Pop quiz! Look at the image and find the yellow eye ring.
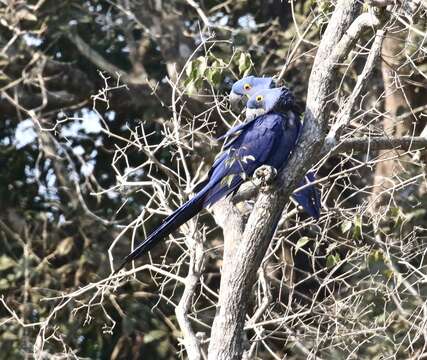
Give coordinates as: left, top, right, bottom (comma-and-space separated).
243, 83, 251, 91
256, 95, 263, 102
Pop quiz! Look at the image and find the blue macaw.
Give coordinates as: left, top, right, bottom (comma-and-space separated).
118, 87, 305, 269
229, 76, 321, 220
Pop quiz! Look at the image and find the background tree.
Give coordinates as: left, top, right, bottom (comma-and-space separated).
0, 0, 426, 359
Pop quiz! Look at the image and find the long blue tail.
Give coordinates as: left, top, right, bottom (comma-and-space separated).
292, 171, 321, 219
117, 169, 319, 271
117, 188, 208, 271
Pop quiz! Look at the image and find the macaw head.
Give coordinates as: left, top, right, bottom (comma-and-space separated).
245, 87, 296, 120
229, 76, 274, 110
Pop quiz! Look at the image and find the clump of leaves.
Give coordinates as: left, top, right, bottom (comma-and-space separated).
184, 51, 253, 94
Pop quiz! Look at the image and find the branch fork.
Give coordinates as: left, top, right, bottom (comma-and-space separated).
253, 165, 278, 191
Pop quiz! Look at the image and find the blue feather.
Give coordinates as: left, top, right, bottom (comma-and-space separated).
293, 171, 321, 220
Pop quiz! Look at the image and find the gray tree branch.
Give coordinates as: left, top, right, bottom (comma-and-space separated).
66, 31, 152, 86
326, 26, 383, 146
229, 134, 427, 204
331, 135, 427, 154
175, 221, 205, 360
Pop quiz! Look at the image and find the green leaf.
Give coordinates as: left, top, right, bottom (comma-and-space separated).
56, 237, 74, 257
186, 59, 201, 82
383, 269, 394, 280
238, 52, 251, 75
194, 78, 203, 91
196, 56, 208, 77
389, 207, 407, 229
186, 81, 197, 95
207, 68, 222, 86
369, 249, 384, 264
242, 67, 252, 77
144, 330, 166, 343
1, 331, 18, 340
0, 255, 15, 271
221, 174, 235, 188
326, 253, 341, 269
406, 208, 426, 221
185, 60, 194, 78
326, 242, 337, 254
0, 278, 10, 290
340, 220, 352, 234
295, 237, 311, 254
352, 214, 362, 239
185, 57, 208, 88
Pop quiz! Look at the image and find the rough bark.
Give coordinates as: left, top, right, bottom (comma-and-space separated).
212, 199, 246, 270
371, 25, 413, 205
175, 221, 205, 360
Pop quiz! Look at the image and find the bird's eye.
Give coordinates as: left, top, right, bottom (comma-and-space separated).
256, 95, 263, 102
243, 83, 251, 91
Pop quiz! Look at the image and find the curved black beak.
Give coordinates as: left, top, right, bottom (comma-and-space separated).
229, 91, 243, 112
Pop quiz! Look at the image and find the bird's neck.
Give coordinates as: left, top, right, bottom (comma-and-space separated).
273, 104, 302, 118
273, 93, 300, 116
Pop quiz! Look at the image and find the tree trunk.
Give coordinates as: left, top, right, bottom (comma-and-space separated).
371, 26, 412, 206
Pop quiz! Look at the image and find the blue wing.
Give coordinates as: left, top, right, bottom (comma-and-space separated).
216, 121, 250, 141
205, 112, 300, 206
292, 171, 321, 220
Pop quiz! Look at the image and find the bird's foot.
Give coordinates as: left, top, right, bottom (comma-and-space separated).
253, 165, 277, 191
